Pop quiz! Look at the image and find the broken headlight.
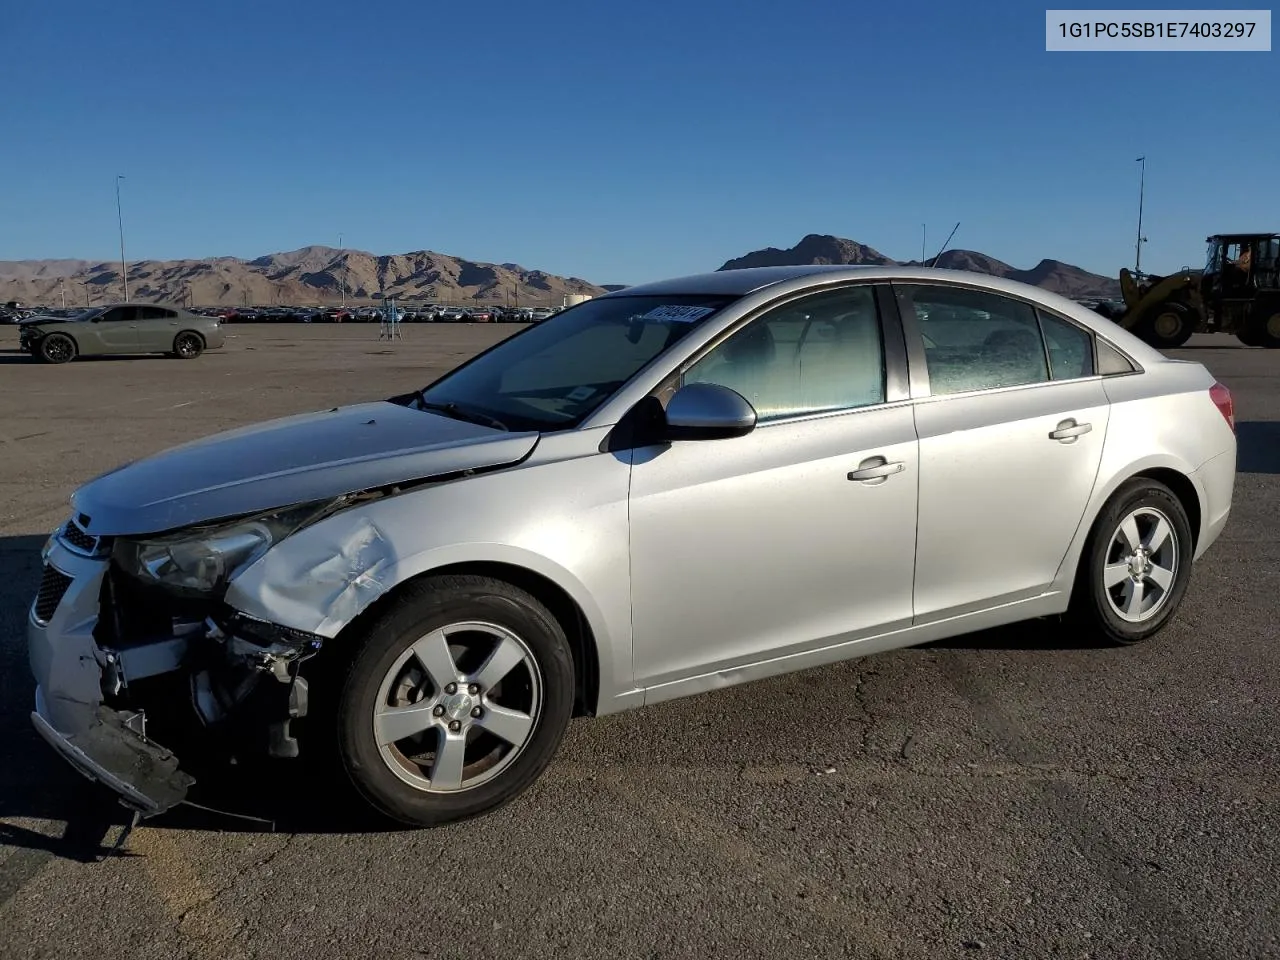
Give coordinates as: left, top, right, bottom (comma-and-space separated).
114, 499, 343, 596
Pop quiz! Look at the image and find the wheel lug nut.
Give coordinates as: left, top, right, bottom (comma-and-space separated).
471, 706, 483, 718
448, 720, 462, 732
432, 705, 445, 717
444, 683, 457, 695
468, 684, 479, 695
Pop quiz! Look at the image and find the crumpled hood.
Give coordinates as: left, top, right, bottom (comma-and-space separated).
72, 400, 539, 536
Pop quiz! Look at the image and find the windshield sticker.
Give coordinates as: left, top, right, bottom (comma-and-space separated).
640, 305, 716, 323
566, 385, 596, 402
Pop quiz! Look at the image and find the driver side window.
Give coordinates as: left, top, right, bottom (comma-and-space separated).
101, 307, 137, 323
897, 285, 1048, 395
682, 286, 886, 421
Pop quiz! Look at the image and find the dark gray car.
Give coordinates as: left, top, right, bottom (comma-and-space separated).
19, 303, 227, 363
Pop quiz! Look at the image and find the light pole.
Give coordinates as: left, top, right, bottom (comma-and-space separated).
1134, 156, 1148, 278
921, 224, 927, 264
115, 175, 129, 301
338, 233, 346, 308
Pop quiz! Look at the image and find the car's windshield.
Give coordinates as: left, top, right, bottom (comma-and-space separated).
414, 294, 735, 431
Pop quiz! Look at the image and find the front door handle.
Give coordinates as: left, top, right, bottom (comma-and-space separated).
1049, 419, 1092, 441
847, 456, 905, 482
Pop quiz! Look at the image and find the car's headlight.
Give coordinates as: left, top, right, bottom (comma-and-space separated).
113, 499, 344, 595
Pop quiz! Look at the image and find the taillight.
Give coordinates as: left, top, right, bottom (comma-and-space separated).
1209, 381, 1235, 432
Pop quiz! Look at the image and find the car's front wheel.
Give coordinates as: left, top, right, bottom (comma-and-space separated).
1069, 478, 1194, 645
333, 575, 575, 827
39, 333, 76, 364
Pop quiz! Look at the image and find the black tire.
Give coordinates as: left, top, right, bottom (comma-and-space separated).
1136, 302, 1195, 350
331, 574, 575, 827
39, 333, 76, 364
1068, 478, 1195, 645
1252, 311, 1280, 349
173, 331, 204, 359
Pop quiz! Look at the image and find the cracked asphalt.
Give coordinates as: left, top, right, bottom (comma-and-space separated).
0, 324, 1277, 960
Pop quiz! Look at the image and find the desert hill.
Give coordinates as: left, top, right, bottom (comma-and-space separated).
720, 234, 1121, 299
0, 246, 605, 307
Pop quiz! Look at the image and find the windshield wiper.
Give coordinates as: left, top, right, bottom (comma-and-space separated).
415, 394, 509, 431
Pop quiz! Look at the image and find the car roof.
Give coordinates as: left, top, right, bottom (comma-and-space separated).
597, 264, 1165, 364
96, 301, 188, 310
603, 265, 877, 297
602, 264, 1090, 308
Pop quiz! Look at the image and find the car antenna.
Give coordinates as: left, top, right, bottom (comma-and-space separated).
927, 222, 960, 267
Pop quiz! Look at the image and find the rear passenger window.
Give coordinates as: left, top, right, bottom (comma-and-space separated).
897, 285, 1048, 395
1037, 312, 1095, 379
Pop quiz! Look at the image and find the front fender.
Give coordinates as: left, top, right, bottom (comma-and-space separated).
222, 451, 635, 708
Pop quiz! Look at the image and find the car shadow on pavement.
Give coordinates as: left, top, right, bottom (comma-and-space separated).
1237, 421, 1280, 474
921, 618, 1108, 651
0, 532, 1112, 859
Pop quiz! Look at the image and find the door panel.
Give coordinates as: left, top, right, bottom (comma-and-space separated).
628, 404, 919, 687
136, 307, 179, 350
94, 307, 139, 352
912, 379, 1110, 620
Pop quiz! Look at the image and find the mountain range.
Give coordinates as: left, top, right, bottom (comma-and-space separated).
1, 235, 1121, 306
0, 247, 605, 308
719, 235, 1121, 299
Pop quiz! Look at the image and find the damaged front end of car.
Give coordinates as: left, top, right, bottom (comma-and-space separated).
28, 498, 352, 819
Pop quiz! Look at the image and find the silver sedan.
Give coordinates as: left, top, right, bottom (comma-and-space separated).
28, 265, 1237, 827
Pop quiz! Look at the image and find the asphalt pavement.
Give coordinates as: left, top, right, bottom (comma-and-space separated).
0, 325, 1277, 960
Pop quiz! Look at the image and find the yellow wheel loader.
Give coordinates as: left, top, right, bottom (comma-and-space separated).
1092, 233, 1280, 349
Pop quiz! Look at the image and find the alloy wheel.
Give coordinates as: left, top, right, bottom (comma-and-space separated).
371, 621, 542, 794
43, 337, 72, 363
1102, 506, 1179, 623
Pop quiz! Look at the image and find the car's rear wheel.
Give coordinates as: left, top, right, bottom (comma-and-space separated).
1069, 478, 1194, 645
173, 332, 204, 359
332, 575, 575, 827
39, 333, 76, 364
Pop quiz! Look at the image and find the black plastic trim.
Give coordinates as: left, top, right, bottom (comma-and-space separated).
888, 283, 932, 398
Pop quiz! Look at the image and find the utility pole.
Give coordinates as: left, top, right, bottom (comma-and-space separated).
339, 233, 346, 307
921, 224, 927, 264
1134, 156, 1148, 277
60, 279, 67, 309
115, 175, 129, 301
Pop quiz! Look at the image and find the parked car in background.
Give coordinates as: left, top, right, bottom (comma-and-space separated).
18, 303, 225, 363
437, 306, 467, 322
26, 265, 1235, 830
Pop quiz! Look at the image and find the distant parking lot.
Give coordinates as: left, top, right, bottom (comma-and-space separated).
1, 325, 1277, 960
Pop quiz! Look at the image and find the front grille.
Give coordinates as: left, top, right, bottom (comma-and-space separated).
58, 519, 113, 556
34, 564, 74, 623
61, 523, 97, 552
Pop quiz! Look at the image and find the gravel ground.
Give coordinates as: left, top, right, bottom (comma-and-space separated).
0, 324, 1276, 960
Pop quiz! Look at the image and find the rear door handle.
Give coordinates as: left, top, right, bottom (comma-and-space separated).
847, 457, 905, 482
1049, 419, 1092, 441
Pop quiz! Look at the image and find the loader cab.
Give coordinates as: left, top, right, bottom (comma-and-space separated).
1202, 233, 1280, 347
1203, 233, 1280, 299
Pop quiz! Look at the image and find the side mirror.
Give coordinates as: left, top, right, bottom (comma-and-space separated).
663, 382, 757, 441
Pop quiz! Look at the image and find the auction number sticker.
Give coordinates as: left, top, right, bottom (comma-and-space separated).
1046, 9, 1271, 50
641, 305, 717, 323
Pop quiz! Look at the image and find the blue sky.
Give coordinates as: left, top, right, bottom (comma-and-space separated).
1, 0, 1274, 284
